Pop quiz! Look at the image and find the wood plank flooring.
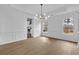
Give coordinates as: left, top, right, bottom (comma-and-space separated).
0, 37, 79, 55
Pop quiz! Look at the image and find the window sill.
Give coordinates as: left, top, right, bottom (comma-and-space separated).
62, 33, 74, 35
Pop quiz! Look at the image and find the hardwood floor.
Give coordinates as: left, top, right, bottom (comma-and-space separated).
0, 37, 79, 55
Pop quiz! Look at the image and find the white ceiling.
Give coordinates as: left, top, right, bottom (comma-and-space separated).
9, 4, 79, 16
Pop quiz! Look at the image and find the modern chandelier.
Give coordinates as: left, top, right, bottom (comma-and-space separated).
35, 4, 50, 20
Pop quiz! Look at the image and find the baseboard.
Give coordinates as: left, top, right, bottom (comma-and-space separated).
41, 35, 77, 43
0, 39, 26, 45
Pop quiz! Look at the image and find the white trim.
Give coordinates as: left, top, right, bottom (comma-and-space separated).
62, 33, 74, 36
0, 39, 26, 45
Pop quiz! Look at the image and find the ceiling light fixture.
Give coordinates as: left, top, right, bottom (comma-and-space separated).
35, 4, 50, 20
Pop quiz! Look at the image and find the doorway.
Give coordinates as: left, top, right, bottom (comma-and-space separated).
27, 18, 33, 38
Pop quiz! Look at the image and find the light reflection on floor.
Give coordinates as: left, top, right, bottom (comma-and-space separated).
39, 37, 50, 43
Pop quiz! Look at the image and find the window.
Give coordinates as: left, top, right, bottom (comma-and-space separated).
63, 17, 74, 34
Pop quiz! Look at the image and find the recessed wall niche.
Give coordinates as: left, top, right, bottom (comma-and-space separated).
63, 17, 74, 34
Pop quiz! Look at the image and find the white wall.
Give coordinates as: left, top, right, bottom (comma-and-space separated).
0, 5, 32, 45
42, 11, 79, 42
33, 17, 41, 37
